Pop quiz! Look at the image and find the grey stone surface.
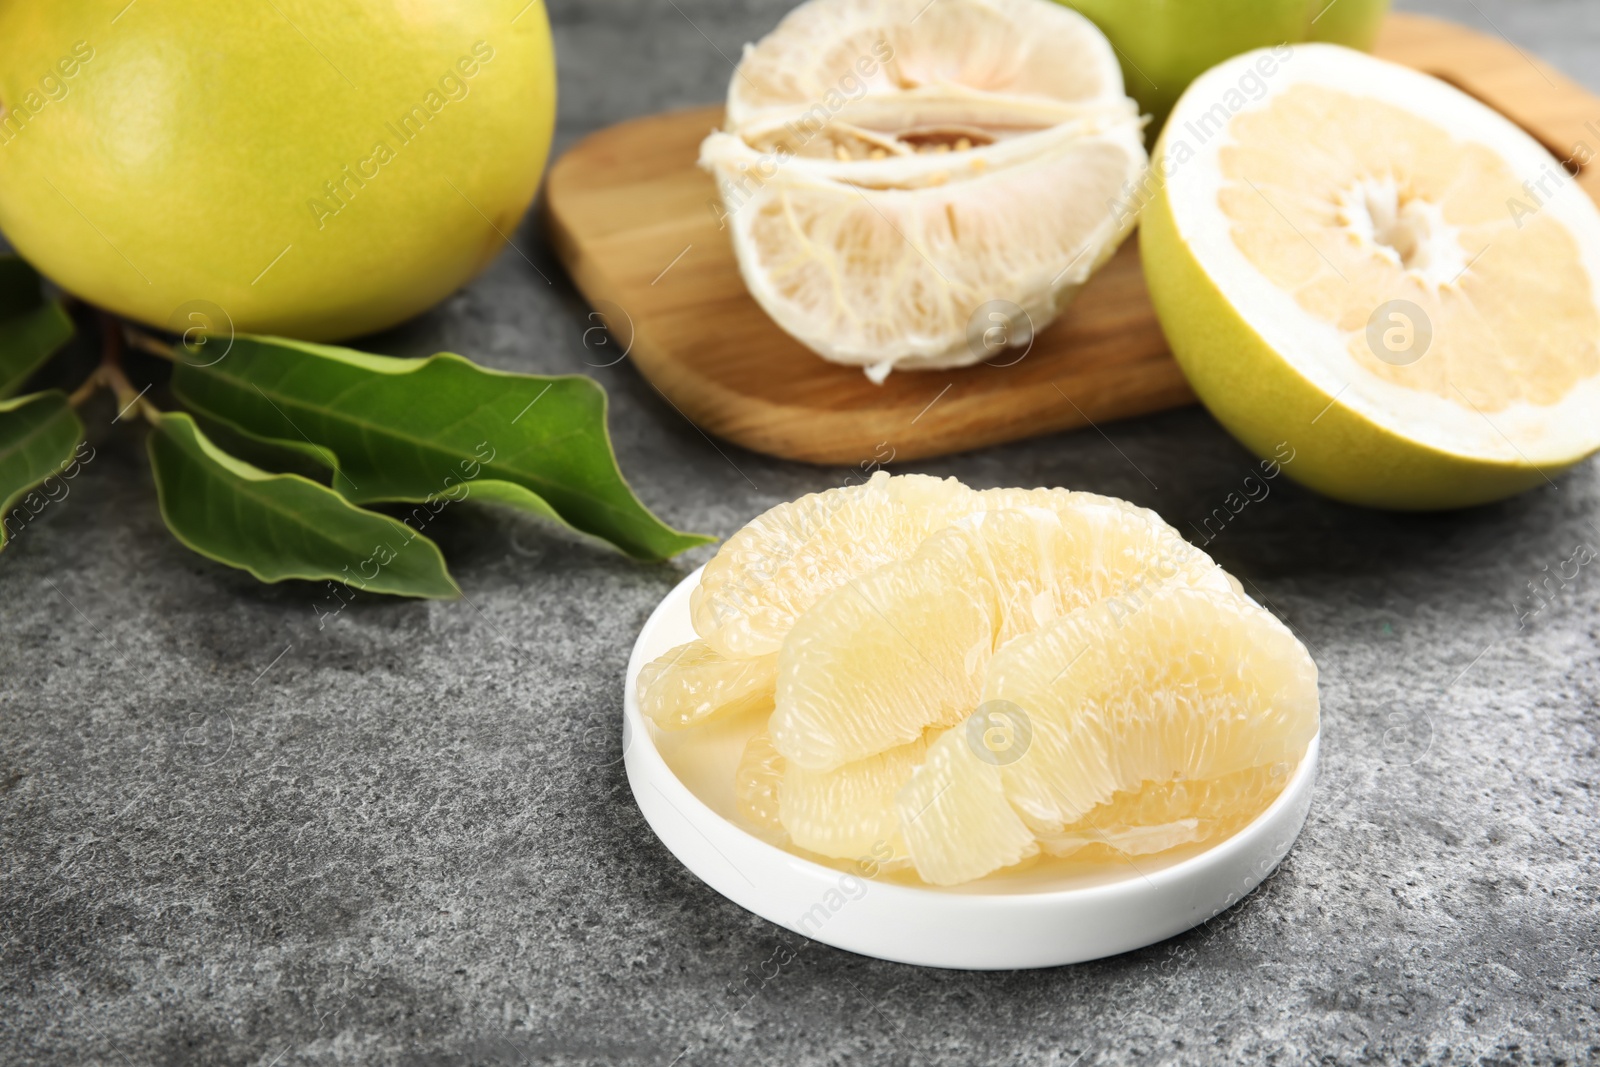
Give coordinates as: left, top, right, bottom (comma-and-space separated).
3, 0, 1599, 1064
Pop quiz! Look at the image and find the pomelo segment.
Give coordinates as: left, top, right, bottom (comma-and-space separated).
637, 641, 776, 730
780, 731, 938, 862
772, 529, 994, 770
1037, 764, 1291, 859
689, 471, 972, 659
983, 587, 1318, 835
897, 586, 1318, 882
895, 728, 1038, 886
770, 502, 1234, 770
1142, 45, 1600, 508
735, 732, 788, 842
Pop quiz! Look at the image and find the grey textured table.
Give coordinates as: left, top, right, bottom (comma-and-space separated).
4, 1, 1599, 1063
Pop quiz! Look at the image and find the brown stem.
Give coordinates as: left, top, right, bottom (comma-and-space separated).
101, 358, 158, 424
98, 312, 160, 424
64, 309, 127, 409
66, 367, 104, 408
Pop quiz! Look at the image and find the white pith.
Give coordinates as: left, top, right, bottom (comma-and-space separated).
1163, 44, 1600, 466
1336, 178, 1469, 289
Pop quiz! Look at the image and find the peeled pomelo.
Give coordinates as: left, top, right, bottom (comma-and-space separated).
981, 587, 1318, 835
895, 728, 1039, 886
735, 732, 787, 842
700, 0, 1147, 380
1141, 45, 1600, 509
726, 0, 1134, 130
1037, 764, 1289, 860
770, 520, 994, 769
690, 471, 973, 659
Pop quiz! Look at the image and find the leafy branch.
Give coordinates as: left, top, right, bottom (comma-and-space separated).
0, 254, 711, 597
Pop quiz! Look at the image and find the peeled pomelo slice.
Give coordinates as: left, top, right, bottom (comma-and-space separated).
1142, 45, 1600, 509
636, 641, 777, 730
894, 727, 1038, 886
690, 471, 972, 659
773, 528, 994, 770
898, 586, 1317, 884
655, 472, 966, 727
780, 731, 938, 862
962, 498, 1233, 647
735, 732, 788, 842
1037, 764, 1291, 860
771, 503, 1234, 771
702, 0, 1147, 379
987, 587, 1317, 835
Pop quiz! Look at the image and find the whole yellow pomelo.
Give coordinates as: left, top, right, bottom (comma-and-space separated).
1057, 0, 1388, 132
0, 0, 555, 340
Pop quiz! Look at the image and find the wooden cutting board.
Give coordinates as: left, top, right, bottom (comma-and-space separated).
545, 13, 1600, 466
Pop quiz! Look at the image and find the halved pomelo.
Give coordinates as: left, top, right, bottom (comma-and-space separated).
1142, 45, 1600, 508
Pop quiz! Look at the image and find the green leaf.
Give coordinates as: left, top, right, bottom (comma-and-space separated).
169, 335, 712, 562
147, 410, 461, 599
185, 408, 342, 483
0, 390, 86, 550
0, 256, 74, 399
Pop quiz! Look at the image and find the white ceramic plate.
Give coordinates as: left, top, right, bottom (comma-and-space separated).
623, 565, 1319, 970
